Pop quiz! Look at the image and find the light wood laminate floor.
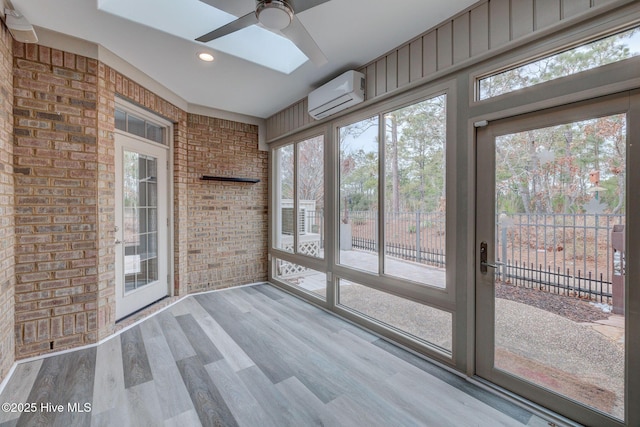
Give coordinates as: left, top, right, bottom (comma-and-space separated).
0, 284, 548, 427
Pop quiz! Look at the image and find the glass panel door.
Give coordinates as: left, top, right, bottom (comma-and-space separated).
123, 150, 159, 292
476, 94, 632, 426
115, 133, 168, 319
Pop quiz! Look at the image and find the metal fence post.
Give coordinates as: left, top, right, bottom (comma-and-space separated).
501, 225, 508, 279
416, 211, 421, 263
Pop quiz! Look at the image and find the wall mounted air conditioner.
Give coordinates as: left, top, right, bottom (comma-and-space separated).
308, 70, 365, 120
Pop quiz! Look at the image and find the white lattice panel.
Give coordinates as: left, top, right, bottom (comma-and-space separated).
277, 240, 320, 276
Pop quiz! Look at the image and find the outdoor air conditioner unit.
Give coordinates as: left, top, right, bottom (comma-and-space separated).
308, 70, 365, 120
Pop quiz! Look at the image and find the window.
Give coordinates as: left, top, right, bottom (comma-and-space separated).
478, 26, 640, 100
274, 144, 294, 253
337, 93, 447, 288
338, 279, 452, 354
270, 86, 453, 360
383, 95, 446, 286
115, 107, 167, 145
273, 135, 325, 259
274, 257, 326, 300
339, 116, 379, 273
297, 136, 324, 257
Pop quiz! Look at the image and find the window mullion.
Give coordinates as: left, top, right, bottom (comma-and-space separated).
293, 142, 299, 255
378, 112, 386, 277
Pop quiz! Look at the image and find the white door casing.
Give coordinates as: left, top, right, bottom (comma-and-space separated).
115, 133, 169, 319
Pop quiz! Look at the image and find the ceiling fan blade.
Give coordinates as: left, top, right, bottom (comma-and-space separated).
280, 16, 327, 66
289, 0, 332, 14
196, 12, 258, 43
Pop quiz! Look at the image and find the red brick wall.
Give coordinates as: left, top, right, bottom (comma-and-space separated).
9, 41, 267, 359
186, 114, 267, 292
12, 42, 99, 357
0, 23, 15, 383
95, 62, 116, 340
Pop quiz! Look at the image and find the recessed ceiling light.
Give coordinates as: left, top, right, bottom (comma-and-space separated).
198, 52, 214, 62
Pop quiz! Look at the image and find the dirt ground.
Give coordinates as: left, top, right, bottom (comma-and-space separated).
496, 281, 610, 323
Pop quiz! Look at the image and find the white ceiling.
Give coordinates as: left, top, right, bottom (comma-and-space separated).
10, 0, 478, 119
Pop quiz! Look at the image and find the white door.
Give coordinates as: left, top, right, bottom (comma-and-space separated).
115, 133, 169, 319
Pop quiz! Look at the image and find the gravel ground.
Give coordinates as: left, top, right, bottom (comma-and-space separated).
494, 296, 624, 419
495, 283, 623, 419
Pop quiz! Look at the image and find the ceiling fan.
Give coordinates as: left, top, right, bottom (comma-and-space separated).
196, 0, 329, 66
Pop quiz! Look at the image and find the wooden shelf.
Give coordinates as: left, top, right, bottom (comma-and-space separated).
200, 175, 260, 183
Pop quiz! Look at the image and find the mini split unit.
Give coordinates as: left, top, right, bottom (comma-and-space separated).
308, 70, 365, 120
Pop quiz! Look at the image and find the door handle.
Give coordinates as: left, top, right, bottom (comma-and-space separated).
480, 241, 500, 274
114, 239, 122, 245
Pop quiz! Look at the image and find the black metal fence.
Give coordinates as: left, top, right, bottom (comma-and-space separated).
497, 261, 612, 303
349, 210, 446, 268
496, 213, 624, 302
347, 210, 624, 302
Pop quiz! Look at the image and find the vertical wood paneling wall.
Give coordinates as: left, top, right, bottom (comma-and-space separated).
266, 0, 618, 141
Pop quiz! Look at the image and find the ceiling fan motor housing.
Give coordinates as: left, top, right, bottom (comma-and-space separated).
256, 0, 294, 30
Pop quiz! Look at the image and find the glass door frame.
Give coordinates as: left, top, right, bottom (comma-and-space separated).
475, 91, 639, 426
114, 132, 170, 320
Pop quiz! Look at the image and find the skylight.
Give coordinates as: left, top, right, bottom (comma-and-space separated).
98, 0, 309, 74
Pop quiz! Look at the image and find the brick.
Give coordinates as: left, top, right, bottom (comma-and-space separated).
15, 283, 35, 293
16, 78, 49, 92
35, 188, 66, 197
51, 49, 64, 67
15, 341, 50, 357
37, 318, 50, 341
17, 119, 50, 129
16, 253, 50, 263
22, 321, 36, 343
16, 272, 50, 283
54, 269, 83, 279
35, 111, 64, 121
53, 303, 84, 315
63, 315, 74, 335
37, 261, 68, 271
52, 334, 84, 349
54, 123, 82, 133
38, 280, 69, 290
51, 317, 63, 338
53, 85, 83, 98
54, 67, 82, 81
39, 297, 71, 308
37, 73, 67, 86
16, 309, 51, 322
35, 225, 66, 233
53, 104, 82, 116
16, 98, 49, 110
53, 286, 84, 297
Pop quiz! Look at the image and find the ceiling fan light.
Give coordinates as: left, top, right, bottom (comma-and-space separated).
256, 1, 293, 30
